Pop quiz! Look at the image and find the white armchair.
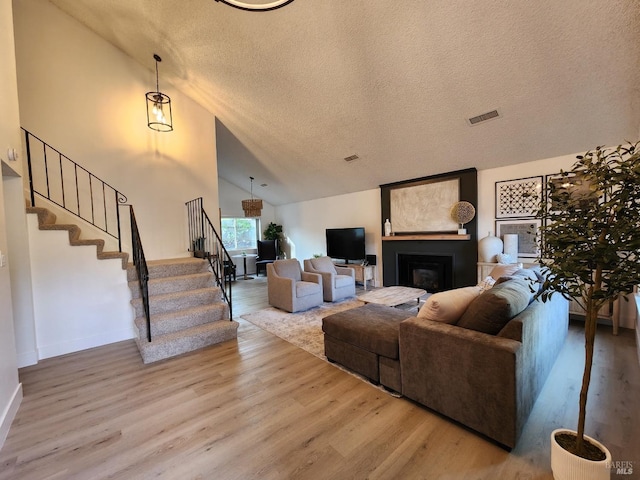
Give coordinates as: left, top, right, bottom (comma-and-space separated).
267, 259, 324, 313
304, 256, 356, 302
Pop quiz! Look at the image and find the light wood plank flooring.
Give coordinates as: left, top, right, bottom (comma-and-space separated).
1, 276, 638, 479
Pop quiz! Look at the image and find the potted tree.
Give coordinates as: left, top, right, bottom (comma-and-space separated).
535, 142, 640, 479
263, 222, 284, 257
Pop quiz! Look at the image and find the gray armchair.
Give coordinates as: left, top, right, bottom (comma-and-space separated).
267, 259, 324, 313
304, 256, 356, 302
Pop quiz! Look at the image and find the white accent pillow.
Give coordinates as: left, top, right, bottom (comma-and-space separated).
417, 286, 483, 324
477, 275, 496, 292
489, 263, 523, 279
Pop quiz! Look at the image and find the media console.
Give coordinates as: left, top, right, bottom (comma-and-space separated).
337, 263, 375, 290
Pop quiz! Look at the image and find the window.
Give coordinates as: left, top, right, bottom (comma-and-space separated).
221, 217, 258, 251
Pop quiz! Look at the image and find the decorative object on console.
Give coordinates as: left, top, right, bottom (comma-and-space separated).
496, 219, 540, 258
241, 176, 263, 217
450, 201, 475, 235
384, 218, 392, 236
478, 231, 503, 262
536, 141, 640, 475
495, 176, 543, 218
146, 54, 173, 132
502, 233, 518, 261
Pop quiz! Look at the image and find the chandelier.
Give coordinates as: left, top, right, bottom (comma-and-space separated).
242, 176, 263, 217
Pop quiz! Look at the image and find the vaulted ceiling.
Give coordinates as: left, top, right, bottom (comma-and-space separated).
48, 0, 640, 205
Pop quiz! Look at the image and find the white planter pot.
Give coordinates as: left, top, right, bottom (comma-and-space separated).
551, 429, 611, 480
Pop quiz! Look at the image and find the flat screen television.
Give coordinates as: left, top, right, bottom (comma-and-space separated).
325, 227, 365, 264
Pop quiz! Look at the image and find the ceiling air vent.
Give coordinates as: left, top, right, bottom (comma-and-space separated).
467, 109, 501, 126
344, 154, 359, 162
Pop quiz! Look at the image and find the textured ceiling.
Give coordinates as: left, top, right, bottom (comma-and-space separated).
48, 0, 640, 205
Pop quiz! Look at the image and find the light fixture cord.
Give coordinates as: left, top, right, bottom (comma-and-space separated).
155, 60, 160, 93
250, 176, 255, 200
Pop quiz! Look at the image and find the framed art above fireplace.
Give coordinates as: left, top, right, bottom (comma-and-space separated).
380, 168, 476, 236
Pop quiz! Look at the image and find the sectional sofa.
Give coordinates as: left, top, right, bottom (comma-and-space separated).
322, 266, 569, 448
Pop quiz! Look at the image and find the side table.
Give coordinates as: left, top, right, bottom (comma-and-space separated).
232, 254, 257, 280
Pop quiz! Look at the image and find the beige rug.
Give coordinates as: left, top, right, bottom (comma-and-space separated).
240, 298, 364, 360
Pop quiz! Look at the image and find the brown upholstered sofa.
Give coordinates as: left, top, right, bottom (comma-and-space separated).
322, 270, 569, 448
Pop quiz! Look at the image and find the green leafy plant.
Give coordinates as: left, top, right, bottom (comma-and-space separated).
536, 142, 640, 459
263, 222, 284, 256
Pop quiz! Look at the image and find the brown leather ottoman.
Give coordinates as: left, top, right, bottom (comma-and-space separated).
322, 303, 414, 392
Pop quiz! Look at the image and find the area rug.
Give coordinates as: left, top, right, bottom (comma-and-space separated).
240, 298, 363, 360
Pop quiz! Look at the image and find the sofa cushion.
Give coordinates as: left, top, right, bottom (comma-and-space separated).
417, 286, 482, 324
456, 277, 532, 334
310, 256, 337, 274
322, 303, 413, 359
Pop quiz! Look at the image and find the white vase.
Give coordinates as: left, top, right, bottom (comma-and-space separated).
503, 233, 519, 261
550, 429, 611, 480
478, 232, 503, 262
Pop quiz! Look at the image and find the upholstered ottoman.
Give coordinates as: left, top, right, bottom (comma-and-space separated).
321, 303, 414, 392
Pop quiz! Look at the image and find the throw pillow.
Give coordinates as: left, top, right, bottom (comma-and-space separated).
417, 286, 482, 324
310, 256, 337, 274
477, 276, 496, 292
456, 277, 532, 334
494, 268, 541, 298
489, 263, 522, 279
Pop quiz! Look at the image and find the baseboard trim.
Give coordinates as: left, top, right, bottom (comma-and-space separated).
0, 383, 23, 450
17, 350, 38, 368
38, 327, 136, 360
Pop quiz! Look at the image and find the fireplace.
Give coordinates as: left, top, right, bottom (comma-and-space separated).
397, 253, 453, 293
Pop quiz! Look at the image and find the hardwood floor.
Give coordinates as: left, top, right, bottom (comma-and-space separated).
1, 277, 639, 479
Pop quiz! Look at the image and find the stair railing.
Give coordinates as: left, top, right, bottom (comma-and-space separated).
185, 197, 233, 320
128, 205, 151, 342
22, 128, 128, 252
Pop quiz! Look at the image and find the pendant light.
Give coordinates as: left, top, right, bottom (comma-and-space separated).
241, 177, 263, 217
146, 54, 173, 132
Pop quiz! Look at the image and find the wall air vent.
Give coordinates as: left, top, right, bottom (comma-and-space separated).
344, 154, 359, 162
467, 109, 501, 126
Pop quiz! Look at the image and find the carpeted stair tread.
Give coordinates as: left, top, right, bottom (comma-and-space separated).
134, 302, 229, 336
127, 257, 209, 282
136, 320, 239, 364
98, 251, 130, 269
129, 272, 214, 298
131, 287, 222, 316
26, 204, 128, 269
26, 206, 57, 225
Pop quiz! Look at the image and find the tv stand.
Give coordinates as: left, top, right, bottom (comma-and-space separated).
336, 263, 375, 290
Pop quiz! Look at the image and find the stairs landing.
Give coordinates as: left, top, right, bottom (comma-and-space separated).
128, 257, 238, 363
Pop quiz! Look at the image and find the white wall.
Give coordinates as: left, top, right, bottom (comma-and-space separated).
275, 189, 382, 285
26, 215, 135, 359
478, 153, 636, 329
0, 0, 23, 451
13, 0, 220, 261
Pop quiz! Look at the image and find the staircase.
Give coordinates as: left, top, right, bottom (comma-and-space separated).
27, 206, 129, 268
128, 257, 239, 364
